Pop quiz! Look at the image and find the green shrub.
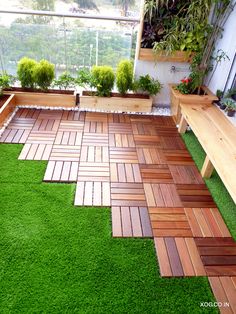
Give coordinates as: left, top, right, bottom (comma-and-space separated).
53, 72, 76, 90
33, 60, 55, 90
0, 72, 15, 96
77, 68, 95, 90
17, 57, 37, 88
91, 66, 115, 97
116, 60, 133, 95
134, 75, 162, 96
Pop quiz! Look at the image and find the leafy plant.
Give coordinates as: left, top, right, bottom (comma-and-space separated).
17, 57, 37, 88
53, 72, 76, 90
175, 77, 193, 95
222, 98, 236, 111
216, 89, 223, 99
134, 75, 162, 96
0, 72, 15, 96
77, 68, 96, 90
33, 60, 55, 91
116, 60, 133, 95
91, 66, 115, 97
225, 88, 236, 98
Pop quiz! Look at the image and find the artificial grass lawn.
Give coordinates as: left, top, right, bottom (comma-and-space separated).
182, 131, 236, 240
0, 144, 217, 313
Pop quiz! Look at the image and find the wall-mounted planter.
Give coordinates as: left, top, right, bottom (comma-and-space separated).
0, 94, 16, 127
138, 48, 195, 63
80, 91, 152, 113
169, 84, 218, 124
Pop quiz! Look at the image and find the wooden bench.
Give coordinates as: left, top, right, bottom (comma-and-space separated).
178, 103, 236, 204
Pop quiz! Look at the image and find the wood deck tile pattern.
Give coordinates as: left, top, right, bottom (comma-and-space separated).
15, 108, 40, 119
31, 119, 60, 132
108, 113, 131, 123
111, 182, 147, 206
112, 206, 152, 237
85, 112, 108, 122
134, 135, 161, 147
195, 238, 236, 276
137, 148, 166, 164
149, 208, 192, 237
82, 133, 109, 146
58, 121, 84, 132
169, 165, 204, 184
162, 150, 194, 165
84, 121, 108, 133
80, 146, 109, 162
110, 163, 142, 183
37, 109, 63, 120
132, 123, 157, 135
209, 277, 236, 314
109, 147, 139, 163
154, 237, 206, 277
140, 165, 173, 183
50, 145, 81, 161
18, 143, 53, 160
62, 110, 85, 121
78, 162, 110, 181
109, 123, 133, 134
74, 181, 110, 206
26, 131, 56, 144
160, 136, 186, 150
109, 134, 135, 147
44, 160, 78, 182
54, 131, 82, 146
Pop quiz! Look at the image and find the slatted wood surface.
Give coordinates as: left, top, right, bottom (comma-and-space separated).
2, 108, 236, 309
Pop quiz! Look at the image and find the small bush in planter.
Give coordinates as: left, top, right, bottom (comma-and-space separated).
225, 88, 236, 101
116, 60, 133, 95
91, 66, 115, 97
133, 74, 162, 96
53, 72, 76, 90
77, 68, 95, 91
0, 72, 15, 96
223, 98, 236, 117
33, 60, 55, 91
17, 57, 37, 88
213, 89, 223, 106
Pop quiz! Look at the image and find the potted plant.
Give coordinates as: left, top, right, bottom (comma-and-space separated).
223, 98, 236, 117
225, 88, 236, 101
133, 74, 162, 96
0, 72, 16, 127
212, 89, 224, 106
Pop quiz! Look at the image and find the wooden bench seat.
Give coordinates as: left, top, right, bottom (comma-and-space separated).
178, 103, 236, 204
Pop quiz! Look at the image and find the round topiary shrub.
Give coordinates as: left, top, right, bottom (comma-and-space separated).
91, 66, 115, 97
17, 57, 37, 88
116, 60, 133, 95
33, 60, 55, 91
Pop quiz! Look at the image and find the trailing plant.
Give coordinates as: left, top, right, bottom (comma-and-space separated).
116, 60, 133, 95
134, 75, 162, 95
53, 72, 76, 90
33, 60, 55, 91
0, 72, 15, 96
91, 66, 115, 97
17, 57, 37, 88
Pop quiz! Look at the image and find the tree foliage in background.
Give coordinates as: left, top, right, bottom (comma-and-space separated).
113, 0, 135, 16
74, 0, 99, 11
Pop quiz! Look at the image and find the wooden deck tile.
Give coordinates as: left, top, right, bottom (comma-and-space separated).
74, 181, 110, 206
154, 126, 178, 137
110, 163, 142, 183
160, 136, 186, 150
50, 145, 80, 161
144, 183, 182, 207
82, 133, 109, 146
85, 112, 108, 122
32, 119, 60, 132
62, 110, 85, 121
37, 109, 63, 120
140, 165, 173, 183
108, 113, 130, 123
54, 131, 82, 146
80, 146, 109, 162
149, 207, 192, 237
132, 123, 157, 135
84, 121, 108, 133
176, 184, 216, 208
162, 149, 194, 165
15, 108, 40, 119
26, 131, 56, 144
44, 160, 79, 182
109, 133, 135, 147
111, 206, 152, 237
0, 128, 31, 144
134, 135, 161, 147
195, 238, 236, 276
136, 148, 166, 164
18, 143, 53, 160
111, 182, 147, 206
78, 162, 110, 181
109, 123, 133, 134
58, 120, 84, 132
169, 165, 204, 184
110, 147, 138, 163
152, 116, 175, 126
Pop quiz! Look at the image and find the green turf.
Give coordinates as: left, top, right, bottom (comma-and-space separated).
182, 131, 236, 240
0, 144, 217, 313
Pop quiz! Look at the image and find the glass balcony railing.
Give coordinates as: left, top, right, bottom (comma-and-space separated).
0, 11, 139, 77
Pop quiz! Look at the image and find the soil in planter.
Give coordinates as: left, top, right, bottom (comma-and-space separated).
0, 95, 10, 109
4, 87, 74, 95
82, 91, 149, 99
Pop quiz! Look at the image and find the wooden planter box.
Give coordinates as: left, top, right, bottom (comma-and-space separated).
0, 94, 16, 127
170, 84, 218, 124
138, 48, 195, 63
4, 90, 76, 108
80, 93, 152, 113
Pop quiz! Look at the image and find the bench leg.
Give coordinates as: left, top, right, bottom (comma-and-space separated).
178, 116, 188, 134
201, 156, 214, 178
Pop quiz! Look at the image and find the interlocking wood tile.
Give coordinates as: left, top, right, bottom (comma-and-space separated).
209, 277, 236, 313
109, 123, 133, 134
44, 160, 78, 182
110, 148, 138, 163
58, 121, 84, 132
140, 165, 173, 183
149, 208, 192, 237
136, 148, 166, 164
111, 182, 147, 206
154, 237, 206, 277
15, 108, 40, 119
112, 206, 152, 237
169, 165, 204, 184
85, 112, 108, 122
74, 181, 110, 206
176, 184, 216, 208
80, 146, 109, 162
54, 131, 82, 146
144, 183, 182, 207
109, 133, 135, 147
152, 116, 175, 126
78, 162, 110, 181
162, 150, 194, 165
134, 135, 161, 147
18, 143, 52, 160
108, 113, 131, 123
185, 208, 231, 238
6, 117, 36, 130
82, 133, 109, 146
62, 110, 85, 121
0, 128, 31, 144
131, 123, 157, 135
160, 136, 186, 150
110, 163, 142, 183
130, 115, 153, 124
32, 119, 60, 132
50, 145, 80, 161
195, 238, 236, 276
84, 121, 108, 133
154, 126, 178, 137
37, 109, 63, 120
